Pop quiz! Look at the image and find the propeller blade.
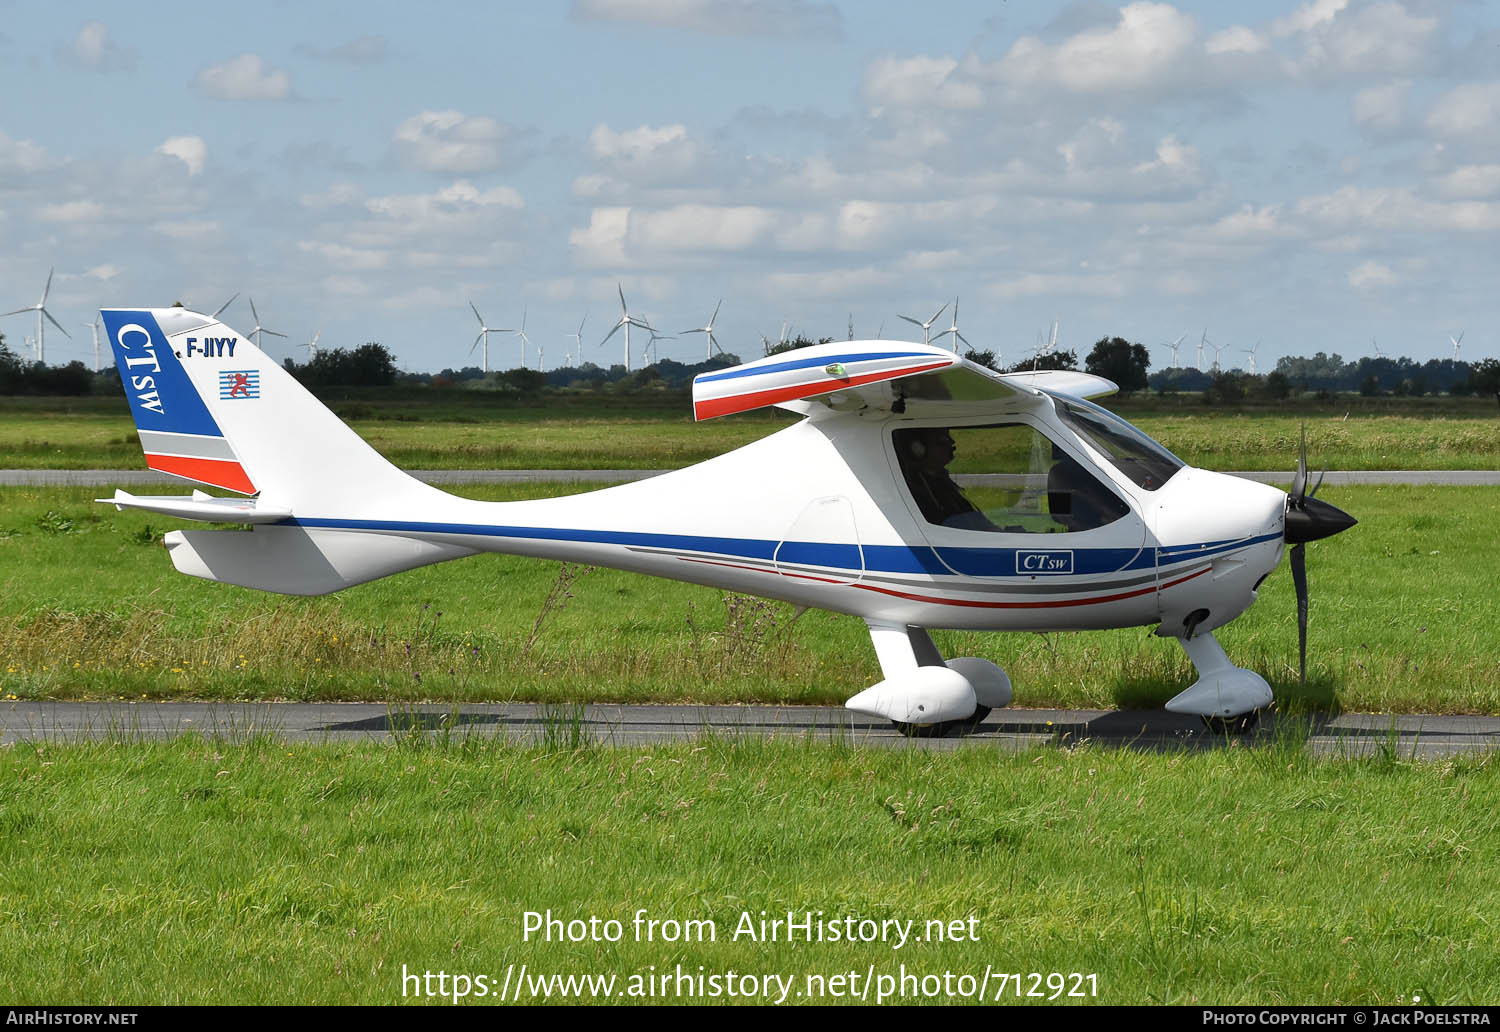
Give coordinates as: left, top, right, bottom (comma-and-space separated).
599, 322, 623, 347
1291, 426, 1308, 502
617, 283, 627, 313
710, 299, 722, 325
473, 331, 484, 351
249, 298, 261, 324
955, 331, 970, 347
1291, 542, 1308, 683
264, 329, 287, 339
470, 301, 484, 326
212, 293, 239, 318
1, 307, 34, 317
43, 309, 71, 337
41, 267, 54, 305
929, 302, 948, 325
897, 314, 922, 328
1309, 468, 1327, 498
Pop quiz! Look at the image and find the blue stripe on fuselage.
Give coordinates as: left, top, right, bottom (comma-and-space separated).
280, 517, 1281, 580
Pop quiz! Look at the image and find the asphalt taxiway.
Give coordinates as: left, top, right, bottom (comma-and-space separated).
2, 701, 1497, 758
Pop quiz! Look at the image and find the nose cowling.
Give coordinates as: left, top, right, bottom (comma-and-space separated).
1284, 495, 1357, 544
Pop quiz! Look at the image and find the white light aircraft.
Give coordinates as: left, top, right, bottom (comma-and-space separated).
97, 306, 1355, 736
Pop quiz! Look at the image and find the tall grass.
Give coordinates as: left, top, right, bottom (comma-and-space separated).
0, 736, 1494, 1004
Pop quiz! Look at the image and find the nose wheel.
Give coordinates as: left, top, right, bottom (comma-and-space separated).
893, 706, 992, 738
1201, 709, 1260, 735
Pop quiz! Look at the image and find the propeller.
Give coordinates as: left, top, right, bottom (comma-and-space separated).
1283, 427, 1357, 682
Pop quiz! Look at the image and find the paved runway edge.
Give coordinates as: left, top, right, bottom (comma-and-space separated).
2, 702, 1497, 758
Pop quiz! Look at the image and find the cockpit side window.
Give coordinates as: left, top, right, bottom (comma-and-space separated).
1053, 397, 1184, 491
893, 424, 1130, 534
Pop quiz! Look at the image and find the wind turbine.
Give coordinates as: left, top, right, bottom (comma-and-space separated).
847, 313, 855, 341
933, 297, 968, 353
646, 325, 675, 365
304, 331, 321, 361
564, 313, 587, 368
468, 301, 504, 373
898, 303, 948, 346
1371, 338, 1384, 358
1197, 328, 1210, 372
4, 267, 69, 365
1159, 333, 1186, 368
681, 300, 724, 359
84, 315, 103, 372
1450, 330, 1465, 362
246, 298, 286, 351
1211, 340, 1229, 372
1244, 340, 1259, 376
511, 306, 532, 369
599, 284, 653, 372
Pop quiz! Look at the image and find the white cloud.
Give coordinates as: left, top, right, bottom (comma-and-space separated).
190, 54, 294, 101
570, 207, 631, 266
302, 35, 388, 63
392, 111, 514, 173
1426, 82, 1500, 138
297, 241, 389, 271
0, 131, 50, 174
985, 272, 1128, 299
86, 264, 122, 281
1296, 185, 1500, 232
863, 55, 983, 110
1271, 0, 1349, 38
300, 183, 364, 209
38, 200, 106, 223
365, 180, 523, 222
1347, 260, 1397, 290
153, 220, 220, 240
1285, 2, 1439, 79
1432, 165, 1500, 200
993, 3, 1198, 95
64, 21, 137, 71
763, 266, 898, 299
629, 205, 774, 251
1352, 81, 1408, 131
569, 0, 841, 38
586, 123, 706, 185
1205, 26, 1267, 56
157, 136, 206, 176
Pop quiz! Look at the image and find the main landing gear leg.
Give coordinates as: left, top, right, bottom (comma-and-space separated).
1164, 631, 1273, 734
844, 623, 1012, 738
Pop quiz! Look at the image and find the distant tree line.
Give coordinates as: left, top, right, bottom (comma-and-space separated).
0, 337, 109, 395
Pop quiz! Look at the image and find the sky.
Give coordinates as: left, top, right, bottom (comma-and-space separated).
2, 0, 1498, 375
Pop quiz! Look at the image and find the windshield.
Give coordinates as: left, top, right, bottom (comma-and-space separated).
1052, 396, 1184, 492
892, 423, 1129, 534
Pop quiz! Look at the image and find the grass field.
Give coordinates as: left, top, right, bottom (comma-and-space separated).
1, 734, 1494, 1005
2, 482, 1496, 715
2, 393, 1499, 470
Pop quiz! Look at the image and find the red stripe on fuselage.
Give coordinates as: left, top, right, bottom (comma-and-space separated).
678, 555, 1213, 609
694, 360, 953, 420
144, 453, 256, 495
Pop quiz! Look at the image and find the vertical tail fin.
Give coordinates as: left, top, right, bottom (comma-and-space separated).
101, 307, 442, 515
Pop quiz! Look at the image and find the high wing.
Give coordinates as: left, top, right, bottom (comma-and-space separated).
691, 341, 1116, 420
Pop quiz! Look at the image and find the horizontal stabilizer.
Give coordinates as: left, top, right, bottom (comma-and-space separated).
97, 489, 292, 524
692, 341, 959, 420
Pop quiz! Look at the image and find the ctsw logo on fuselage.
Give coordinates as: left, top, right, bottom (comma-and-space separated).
115, 322, 165, 414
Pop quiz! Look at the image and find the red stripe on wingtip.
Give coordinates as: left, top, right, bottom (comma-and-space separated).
144, 454, 256, 495
694, 360, 952, 420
